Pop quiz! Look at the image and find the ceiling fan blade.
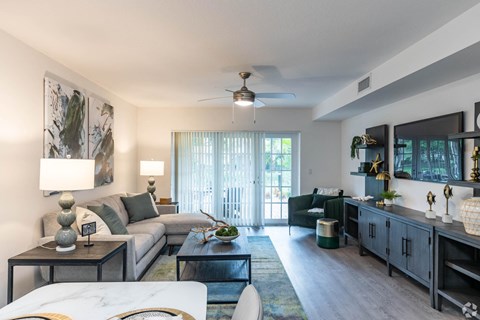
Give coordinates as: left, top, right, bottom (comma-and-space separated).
256, 93, 296, 99
225, 89, 235, 93
198, 96, 230, 102
254, 99, 266, 108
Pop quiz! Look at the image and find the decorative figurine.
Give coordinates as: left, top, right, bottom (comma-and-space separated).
425, 191, 436, 219
442, 184, 453, 224
470, 146, 480, 182
369, 153, 383, 174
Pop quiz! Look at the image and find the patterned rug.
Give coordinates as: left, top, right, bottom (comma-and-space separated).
142, 236, 307, 320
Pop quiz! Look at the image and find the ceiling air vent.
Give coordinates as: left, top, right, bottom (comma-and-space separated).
357, 75, 371, 93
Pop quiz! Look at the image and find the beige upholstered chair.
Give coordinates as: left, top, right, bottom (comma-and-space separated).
232, 285, 263, 320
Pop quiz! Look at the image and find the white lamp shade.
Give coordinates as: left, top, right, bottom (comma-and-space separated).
40, 158, 95, 191
140, 160, 164, 176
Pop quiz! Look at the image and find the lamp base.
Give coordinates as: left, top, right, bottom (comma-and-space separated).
56, 244, 76, 252
442, 214, 453, 224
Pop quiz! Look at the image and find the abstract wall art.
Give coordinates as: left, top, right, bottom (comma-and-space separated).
44, 77, 88, 159
88, 97, 114, 187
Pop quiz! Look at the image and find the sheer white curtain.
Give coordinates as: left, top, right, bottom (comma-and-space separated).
174, 131, 265, 226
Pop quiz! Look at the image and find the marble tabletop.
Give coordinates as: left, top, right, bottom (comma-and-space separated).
0, 281, 207, 320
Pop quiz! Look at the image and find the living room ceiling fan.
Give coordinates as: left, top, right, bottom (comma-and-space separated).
199, 72, 296, 108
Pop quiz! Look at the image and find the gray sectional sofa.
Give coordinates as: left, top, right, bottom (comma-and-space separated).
39, 192, 212, 281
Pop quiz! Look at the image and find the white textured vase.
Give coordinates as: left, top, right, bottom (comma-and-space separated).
384, 199, 393, 207
460, 197, 480, 236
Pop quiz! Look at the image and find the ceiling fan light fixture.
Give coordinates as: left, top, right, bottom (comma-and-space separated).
233, 88, 255, 107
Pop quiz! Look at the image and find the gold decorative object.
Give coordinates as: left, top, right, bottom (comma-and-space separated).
361, 134, 377, 145
470, 146, 480, 182
370, 153, 383, 174
425, 191, 436, 219
442, 184, 453, 224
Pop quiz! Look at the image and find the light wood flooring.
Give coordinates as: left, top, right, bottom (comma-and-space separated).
242, 226, 463, 320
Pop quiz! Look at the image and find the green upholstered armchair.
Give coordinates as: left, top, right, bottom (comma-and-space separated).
288, 189, 346, 234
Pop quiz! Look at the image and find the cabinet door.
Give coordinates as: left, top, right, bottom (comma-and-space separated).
388, 219, 407, 268
358, 208, 372, 250
370, 211, 388, 259
406, 225, 430, 283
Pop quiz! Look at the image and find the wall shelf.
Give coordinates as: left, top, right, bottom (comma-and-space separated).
350, 172, 376, 177
448, 131, 480, 140
447, 180, 480, 189
355, 144, 384, 149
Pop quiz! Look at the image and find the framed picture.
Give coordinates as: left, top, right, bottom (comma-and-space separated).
44, 77, 88, 160
88, 97, 114, 187
81, 221, 97, 237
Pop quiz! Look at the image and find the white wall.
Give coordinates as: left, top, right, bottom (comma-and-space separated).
137, 106, 341, 198
341, 72, 480, 219
0, 30, 138, 306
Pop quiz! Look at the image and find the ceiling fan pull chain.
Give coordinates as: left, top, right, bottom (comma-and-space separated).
253, 104, 256, 124
232, 101, 235, 123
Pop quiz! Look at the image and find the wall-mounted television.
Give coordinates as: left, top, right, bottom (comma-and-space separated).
393, 112, 463, 183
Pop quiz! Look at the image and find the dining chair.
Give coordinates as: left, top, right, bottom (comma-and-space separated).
232, 284, 263, 320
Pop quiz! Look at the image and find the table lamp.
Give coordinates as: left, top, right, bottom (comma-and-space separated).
40, 158, 95, 252
140, 160, 164, 201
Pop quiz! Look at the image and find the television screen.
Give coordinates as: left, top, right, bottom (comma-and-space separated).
394, 112, 463, 183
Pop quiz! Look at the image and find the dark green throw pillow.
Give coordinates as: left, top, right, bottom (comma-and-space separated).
87, 204, 129, 235
121, 192, 158, 223
311, 194, 337, 209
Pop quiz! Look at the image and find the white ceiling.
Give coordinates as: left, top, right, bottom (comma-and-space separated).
0, 0, 478, 110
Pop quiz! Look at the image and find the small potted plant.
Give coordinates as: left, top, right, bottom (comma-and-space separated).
380, 190, 401, 206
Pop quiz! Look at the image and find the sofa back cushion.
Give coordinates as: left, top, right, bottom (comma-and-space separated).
80, 193, 129, 226
76, 206, 112, 235
87, 204, 129, 235
121, 192, 159, 223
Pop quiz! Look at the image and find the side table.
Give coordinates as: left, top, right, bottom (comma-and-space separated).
156, 201, 179, 213
7, 240, 127, 303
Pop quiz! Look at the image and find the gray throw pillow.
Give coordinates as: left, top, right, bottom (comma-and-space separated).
121, 192, 158, 223
87, 204, 129, 235
311, 194, 337, 209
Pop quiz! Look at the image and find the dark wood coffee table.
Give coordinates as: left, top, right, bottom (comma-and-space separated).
176, 232, 251, 303
7, 240, 127, 303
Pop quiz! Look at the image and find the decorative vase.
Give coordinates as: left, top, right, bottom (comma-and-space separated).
384, 199, 393, 207
460, 197, 480, 236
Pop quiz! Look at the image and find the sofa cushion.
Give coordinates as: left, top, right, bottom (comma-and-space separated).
132, 233, 155, 263
88, 204, 129, 235
126, 221, 166, 243
76, 206, 111, 235
315, 187, 342, 196
81, 193, 130, 226
295, 208, 325, 218
311, 194, 337, 209
156, 213, 213, 235
121, 192, 159, 223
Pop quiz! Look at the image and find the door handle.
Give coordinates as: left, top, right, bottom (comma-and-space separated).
372, 224, 376, 239
368, 223, 372, 238
401, 237, 406, 256
405, 239, 411, 257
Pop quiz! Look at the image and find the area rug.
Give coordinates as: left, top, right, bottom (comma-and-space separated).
142, 236, 307, 320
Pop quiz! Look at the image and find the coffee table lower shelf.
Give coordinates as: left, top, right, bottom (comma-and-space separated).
177, 259, 251, 304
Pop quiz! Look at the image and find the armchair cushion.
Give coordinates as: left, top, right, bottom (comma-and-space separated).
311, 194, 337, 209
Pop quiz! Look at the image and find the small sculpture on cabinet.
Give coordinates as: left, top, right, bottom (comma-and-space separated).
442, 184, 453, 224
425, 191, 437, 219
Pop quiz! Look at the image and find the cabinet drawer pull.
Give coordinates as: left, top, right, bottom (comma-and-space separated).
368, 223, 372, 238
401, 237, 406, 256
406, 239, 411, 257
372, 224, 376, 239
